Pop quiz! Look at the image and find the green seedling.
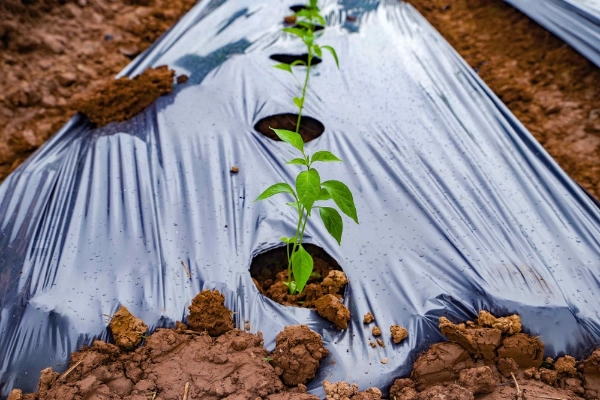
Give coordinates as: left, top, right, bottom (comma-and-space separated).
256, 0, 358, 295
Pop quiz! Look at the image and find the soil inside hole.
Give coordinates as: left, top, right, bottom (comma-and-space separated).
250, 244, 345, 308
270, 53, 322, 66
255, 113, 325, 143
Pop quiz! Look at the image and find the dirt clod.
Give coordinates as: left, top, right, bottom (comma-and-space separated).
497, 357, 519, 378
458, 366, 496, 394
389, 378, 416, 400
323, 380, 358, 399
580, 349, 600, 398
109, 305, 148, 350
418, 384, 474, 400
315, 294, 351, 330
73, 65, 174, 127
376, 339, 385, 348
372, 326, 381, 336
476, 310, 522, 335
439, 317, 502, 360
363, 312, 374, 324
556, 355, 578, 376
540, 367, 558, 385
271, 325, 329, 386
390, 324, 408, 344
411, 342, 475, 390
497, 333, 544, 368
187, 289, 234, 336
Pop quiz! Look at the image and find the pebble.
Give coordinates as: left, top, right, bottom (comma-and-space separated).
381, 358, 388, 364
231, 166, 239, 173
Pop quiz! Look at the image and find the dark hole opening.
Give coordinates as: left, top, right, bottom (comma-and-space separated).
269, 54, 322, 66
254, 113, 324, 143
290, 5, 305, 12
250, 244, 345, 308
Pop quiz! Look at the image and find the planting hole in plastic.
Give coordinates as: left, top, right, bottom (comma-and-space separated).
255, 113, 324, 142
250, 244, 346, 308
270, 54, 322, 66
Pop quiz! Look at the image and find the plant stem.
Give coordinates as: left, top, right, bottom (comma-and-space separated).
295, 50, 313, 134
288, 204, 307, 294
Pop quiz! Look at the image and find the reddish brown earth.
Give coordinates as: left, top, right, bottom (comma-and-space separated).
0, 0, 196, 180
9, 291, 325, 400
405, 0, 600, 201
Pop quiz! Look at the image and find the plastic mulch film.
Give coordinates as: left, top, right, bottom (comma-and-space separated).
505, 0, 600, 67
1, 0, 600, 397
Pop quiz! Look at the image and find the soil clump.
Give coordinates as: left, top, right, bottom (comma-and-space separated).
72, 65, 175, 126
406, 0, 600, 201
186, 289, 234, 337
109, 305, 148, 350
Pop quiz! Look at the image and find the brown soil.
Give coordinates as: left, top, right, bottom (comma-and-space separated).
271, 325, 329, 386
9, 292, 324, 400
186, 289, 234, 337
405, 0, 600, 201
108, 305, 148, 350
251, 245, 351, 329
254, 113, 325, 143
251, 244, 345, 308
0, 0, 196, 181
72, 65, 175, 127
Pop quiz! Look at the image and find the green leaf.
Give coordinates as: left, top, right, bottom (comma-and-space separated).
287, 157, 308, 166
273, 63, 292, 73
281, 236, 294, 244
255, 183, 296, 201
283, 27, 306, 38
270, 128, 304, 153
296, 20, 314, 30
311, 150, 342, 163
321, 45, 339, 68
290, 60, 307, 67
286, 201, 301, 212
314, 14, 326, 26
309, 0, 318, 9
293, 96, 304, 109
316, 188, 331, 201
291, 244, 313, 294
318, 207, 343, 245
313, 44, 322, 58
296, 169, 321, 211
321, 180, 358, 223
284, 280, 298, 294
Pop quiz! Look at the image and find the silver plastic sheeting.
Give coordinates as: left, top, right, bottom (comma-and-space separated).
505, 0, 600, 67
1, 0, 600, 397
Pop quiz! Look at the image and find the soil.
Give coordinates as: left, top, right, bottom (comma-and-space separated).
9, 291, 324, 400
186, 289, 234, 337
72, 65, 176, 127
405, 0, 600, 201
108, 305, 148, 350
254, 114, 325, 143
0, 0, 197, 181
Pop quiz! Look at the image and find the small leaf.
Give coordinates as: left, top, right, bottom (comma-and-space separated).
321, 180, 358, 223
283, 27, 306, 38
284, 280, 298, 294
316, 188, 331, 201
314, 14, 326, 26
293, 97, 304, 109
286, 201, 301, 212
291, 244, 313, 294
296, 20, 314, 30
321, 45, 339, 68
296, 169, 321, 211
270, 127, 304, 153
255, 183, 296, 201
281, 236, 293, 244
290, 60, 307, 67
313, 44, 322, 58
287, 158, 308, 166
273, 63, 292, 73
311, 150, 342, 163
318, 206, 343, 245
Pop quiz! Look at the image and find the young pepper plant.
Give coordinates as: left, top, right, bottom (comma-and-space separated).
255, 0, 358, 296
